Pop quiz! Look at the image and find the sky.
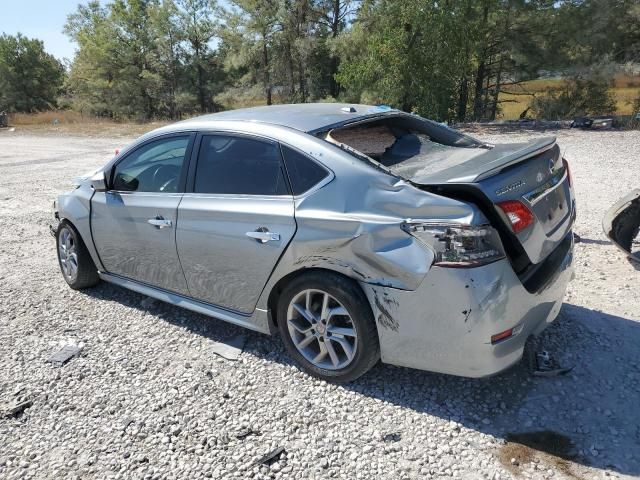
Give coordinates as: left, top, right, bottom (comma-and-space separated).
0, 0, 87, 61
1, 0, 231, 62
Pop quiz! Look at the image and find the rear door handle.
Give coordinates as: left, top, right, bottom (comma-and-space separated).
148, 216, 172, 229
246, 229, 280, 243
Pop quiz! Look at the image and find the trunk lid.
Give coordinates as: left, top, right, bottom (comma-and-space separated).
395, 137, 575, 266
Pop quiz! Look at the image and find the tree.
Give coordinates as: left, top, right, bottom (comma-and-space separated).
0, 34, 65, 112
316, 0, 359, 98
59, 0, 640, 120
178, 0, 222, 112
530, 75, 617, 120
150, 0, 184, 118
222, 0, 282, 105
65, 0, 163, 120
335, 1, 467, 119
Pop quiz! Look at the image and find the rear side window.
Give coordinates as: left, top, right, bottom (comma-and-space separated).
194, 135, 289, 195
281, 145, 329, 195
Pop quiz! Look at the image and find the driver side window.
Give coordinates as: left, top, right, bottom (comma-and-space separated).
111, 136, 190, 193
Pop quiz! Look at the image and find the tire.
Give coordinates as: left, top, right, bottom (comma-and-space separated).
277, 271, 380, 383
56, 221, 100, 290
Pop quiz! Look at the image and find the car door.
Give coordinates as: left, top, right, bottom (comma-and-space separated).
176, 133, 296, 313
91, 133, 194, 295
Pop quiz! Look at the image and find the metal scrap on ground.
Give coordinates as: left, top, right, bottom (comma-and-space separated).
532, 350, 574, 377
254, 446, 285, 466
1, 399, 33, 418
236, 427, 261, 440
210, 334, 246, 361
47, 344, 83, 366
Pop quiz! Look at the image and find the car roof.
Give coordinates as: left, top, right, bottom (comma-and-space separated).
176, 103, 399, 134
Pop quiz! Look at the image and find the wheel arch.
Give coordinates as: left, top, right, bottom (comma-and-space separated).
56, 187, 105, 271
266, 267, 373, 329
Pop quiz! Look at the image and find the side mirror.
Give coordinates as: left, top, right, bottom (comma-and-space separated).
90, 171, 108, 192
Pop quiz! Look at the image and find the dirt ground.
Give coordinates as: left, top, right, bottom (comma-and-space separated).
0, 126, 638, 480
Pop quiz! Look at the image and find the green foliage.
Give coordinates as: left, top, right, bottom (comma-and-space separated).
0, 34, 65, 112
64, 0, 225, 120
50, 0, 640, 120
530, 76, 617, 120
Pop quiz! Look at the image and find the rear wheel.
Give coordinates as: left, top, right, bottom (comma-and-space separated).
56, 222, 99, 289
277, 272, 379, 383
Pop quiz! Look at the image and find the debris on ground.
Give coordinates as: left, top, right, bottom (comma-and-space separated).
210, 334, 246, 361
122, 417, 135, 431
532, 350, 574, 377
47, 344, 84, 367
254, 446, 285, 466
382, 432, 401, 443
1, 398, 33, 418
236, 427, 261, 439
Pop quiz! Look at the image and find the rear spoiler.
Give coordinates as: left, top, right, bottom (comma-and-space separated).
472, 137, 557, 182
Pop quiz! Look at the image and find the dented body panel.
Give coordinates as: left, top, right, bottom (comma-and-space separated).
53, 103, 576, 378
55, 183, 105, 272
361, 232, 574, 377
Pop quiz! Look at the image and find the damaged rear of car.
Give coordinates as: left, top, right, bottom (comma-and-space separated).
313, 111, 576, 377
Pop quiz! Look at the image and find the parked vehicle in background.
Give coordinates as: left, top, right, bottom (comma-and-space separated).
52, 104, 575, 382
603, 190, 640, 265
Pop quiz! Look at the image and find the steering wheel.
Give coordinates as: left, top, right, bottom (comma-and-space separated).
151, 165, 177, 192
159, 177, 178, 192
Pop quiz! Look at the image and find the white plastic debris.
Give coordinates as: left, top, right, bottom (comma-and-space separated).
48, 344, 84, 367
210, 334, 246, 361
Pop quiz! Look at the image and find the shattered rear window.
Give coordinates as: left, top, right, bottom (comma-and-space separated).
321, 114, 484, 179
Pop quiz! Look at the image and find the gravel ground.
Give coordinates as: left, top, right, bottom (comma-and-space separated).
0, 128, 639, 480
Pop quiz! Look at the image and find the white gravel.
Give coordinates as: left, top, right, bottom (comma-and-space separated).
0, 128, 639, 480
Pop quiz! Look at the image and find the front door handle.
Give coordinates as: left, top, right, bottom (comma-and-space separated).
148, 216, 172, 229
246, 228, 280, 243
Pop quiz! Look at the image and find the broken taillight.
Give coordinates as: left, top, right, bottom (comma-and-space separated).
401, 223, 505, 268
496, 200, 534, 234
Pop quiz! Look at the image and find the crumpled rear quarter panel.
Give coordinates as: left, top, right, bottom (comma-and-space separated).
256, 138, 488, 334
360, 242, 573, 377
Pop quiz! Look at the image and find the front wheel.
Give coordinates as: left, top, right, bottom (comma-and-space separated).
277, 272, 380, 383
56, 222, 99, 289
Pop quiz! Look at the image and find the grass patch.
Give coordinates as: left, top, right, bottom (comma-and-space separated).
499, 78, 640, 119
6, 111, 168, 137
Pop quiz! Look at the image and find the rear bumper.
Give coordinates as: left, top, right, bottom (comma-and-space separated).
362, 231, 574, 378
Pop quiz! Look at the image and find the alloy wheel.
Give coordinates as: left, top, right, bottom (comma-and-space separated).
286, 289, 358, 370
58, 227, 79, 283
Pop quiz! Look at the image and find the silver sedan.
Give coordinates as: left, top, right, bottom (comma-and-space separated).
52, 104, 575, 382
